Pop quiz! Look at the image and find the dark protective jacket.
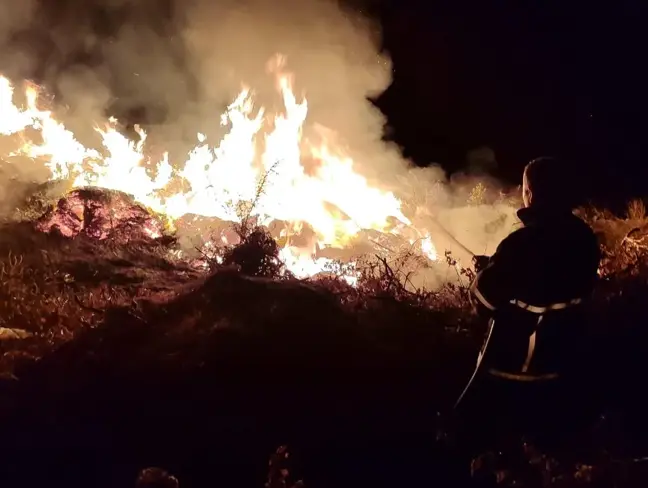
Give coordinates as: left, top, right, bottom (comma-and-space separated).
468, 205, 601, 382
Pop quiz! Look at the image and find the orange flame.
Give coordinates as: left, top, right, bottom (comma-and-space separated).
0, 64, 438, 280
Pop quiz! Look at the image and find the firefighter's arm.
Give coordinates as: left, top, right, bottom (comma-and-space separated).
467, 255, 491, 315
469, 234, 520, 312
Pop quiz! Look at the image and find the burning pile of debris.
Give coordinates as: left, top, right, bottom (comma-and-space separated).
35, 187, 169, 243
0, 62, 528, 300
0, 174, 493, 382
25, 182, 500, 293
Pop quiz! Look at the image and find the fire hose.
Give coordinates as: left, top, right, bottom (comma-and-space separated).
427, 216, 477, 259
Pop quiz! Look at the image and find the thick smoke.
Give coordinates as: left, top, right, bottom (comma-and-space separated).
180, 0, 519, 264
180, 0, 395, 163
0, 0, 520, 283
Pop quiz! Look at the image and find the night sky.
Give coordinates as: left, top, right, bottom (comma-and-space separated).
375, 1, 645, 210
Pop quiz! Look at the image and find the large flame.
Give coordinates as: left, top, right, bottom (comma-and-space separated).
0, 60, 438, 279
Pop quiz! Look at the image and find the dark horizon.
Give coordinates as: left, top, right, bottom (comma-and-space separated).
375, 1, 644, 210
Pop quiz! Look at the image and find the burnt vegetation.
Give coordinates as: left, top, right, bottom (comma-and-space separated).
0, 187, 646, 487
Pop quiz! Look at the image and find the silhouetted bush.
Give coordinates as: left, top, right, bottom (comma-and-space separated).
222, 227, 287, 278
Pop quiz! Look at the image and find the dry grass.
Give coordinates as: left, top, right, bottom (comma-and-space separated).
0, 220, 202, 378
579, 199, 648, 277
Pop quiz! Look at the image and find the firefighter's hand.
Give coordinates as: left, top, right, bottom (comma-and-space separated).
472, 255, 490, 273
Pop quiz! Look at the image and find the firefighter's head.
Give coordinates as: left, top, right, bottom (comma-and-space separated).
522, 157, 570, 209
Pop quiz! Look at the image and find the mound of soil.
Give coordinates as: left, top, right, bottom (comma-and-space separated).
0, 264, 474, 488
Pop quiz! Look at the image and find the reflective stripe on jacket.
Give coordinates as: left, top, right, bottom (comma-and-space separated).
469, 205, 601, 379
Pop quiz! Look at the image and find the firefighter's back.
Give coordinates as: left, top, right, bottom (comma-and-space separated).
455, 157, 602, 458
495, 208, 600, 378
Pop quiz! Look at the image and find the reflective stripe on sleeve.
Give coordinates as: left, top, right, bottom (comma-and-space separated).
488, 369, 559, 382
472, 284, 497, 311
521, 331, 537, 373
509, 298, 582, 314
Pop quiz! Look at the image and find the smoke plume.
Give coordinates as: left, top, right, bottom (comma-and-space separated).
0, 0, 520, 283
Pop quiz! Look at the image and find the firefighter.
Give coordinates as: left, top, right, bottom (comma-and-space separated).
454, 156, 601, 455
